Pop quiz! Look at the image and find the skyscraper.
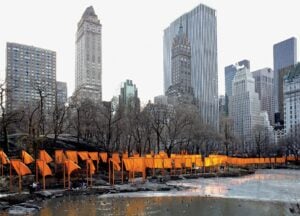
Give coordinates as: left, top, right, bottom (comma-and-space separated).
6, 42, 56, 112
119, 80, 140, 111
252, 68, 274, 125
273, 37, 297, 122
229, 66, 269, 152
166, 24, 193, 105
163, 4, 218, 130
283, 63, 300, 137
56, 81, 68, 106
224, 60, 250, 115
75, 6, 102, 102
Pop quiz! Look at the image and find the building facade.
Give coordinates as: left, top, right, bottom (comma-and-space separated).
6, 42, 56, 112
75, 6, 102, 102
163, 4, 218, 130
225, 60, 250, 115
154, 95, 168, 105
283, 63, 300, 137
119, 80, 140, 111
229, 66, 268, 152
252, 68, 274, 125
166, 24, 193, 105
273, 37, 297, 122
56, 81, 67, 106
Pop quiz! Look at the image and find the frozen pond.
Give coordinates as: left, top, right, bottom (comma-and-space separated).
5, 169, 300, 216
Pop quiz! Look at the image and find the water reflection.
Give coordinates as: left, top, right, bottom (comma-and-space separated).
39, 195, 289, 216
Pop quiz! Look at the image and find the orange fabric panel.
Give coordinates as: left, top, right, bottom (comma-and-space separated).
111, 159, 121, 171
22, 150, 34, 164
66, 151, 78, 164
159, 151, 168, 159
133, 153, 140, 158
65, 159, 80, 175
174, 158, 182, 168
133, 158, 145, 172
154, 158, 164, 169
11, 159, 32, 176
0, 150, 10, 164
144, 158, 154, 168
55, 150, 66, 164
191, 155, 201, 163
276, 157, 285, 163
39, 150, 53, 163
185, 158, 192, 168
145, 154, 152, 158
195, 158, 203, 167
163, 158, 172, 169
88, 152, 99, 161
270, 158, 275, 163
99, 152, 108, 163
204, 157, 213, 167
258, 158, 265, 164
112, 153, 120, 164
77, 151, 89, 161
122, 152, 129, 159
87, 159, 96, 174
123, 158, 134, 171
170, 154, 177, 158
37, 159, 52, 176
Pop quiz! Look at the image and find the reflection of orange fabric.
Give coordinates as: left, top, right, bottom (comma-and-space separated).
88, 152, 99, 161
22, 150, 34, 164
0, 150, 10, 164
87, 159, 95, 174
37, 159, 52, 176
77, 151, 89, 161
99, 152, 108, 163
11, 159, 32, 176
112, 153, 120, 164
163, 158, 172, 169
55, 150, 66, 164
65, 159, 80, 175
39, 150, 53, 163
66, 151, 78, 164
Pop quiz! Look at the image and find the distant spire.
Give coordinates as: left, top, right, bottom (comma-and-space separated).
82, 6, 96, 18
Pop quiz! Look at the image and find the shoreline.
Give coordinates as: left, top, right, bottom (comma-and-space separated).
1, 168, 299, 215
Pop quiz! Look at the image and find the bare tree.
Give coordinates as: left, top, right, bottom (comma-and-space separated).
0, 82, 24, 152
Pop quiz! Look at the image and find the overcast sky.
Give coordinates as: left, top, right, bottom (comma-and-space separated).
0, 0, 299, 105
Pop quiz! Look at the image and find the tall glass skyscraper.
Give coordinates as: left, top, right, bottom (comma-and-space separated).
273, 37, 297, 122
75, 6, 102, 102
163, 4, 218, 130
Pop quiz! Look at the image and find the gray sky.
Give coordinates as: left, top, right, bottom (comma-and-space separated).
0, 0, 299, 105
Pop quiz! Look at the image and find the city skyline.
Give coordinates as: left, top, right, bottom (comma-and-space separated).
1, 0, 300, 105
